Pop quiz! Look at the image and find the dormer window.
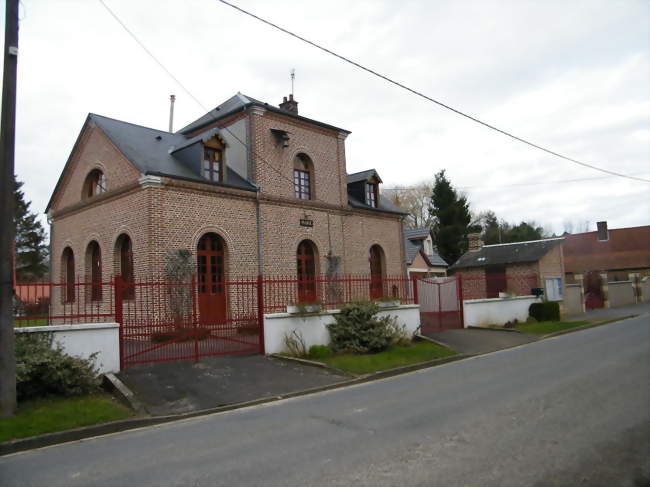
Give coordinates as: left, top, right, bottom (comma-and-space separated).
83, 169, 106, 199
365, 180, 378, 208
203, 147, 223, 183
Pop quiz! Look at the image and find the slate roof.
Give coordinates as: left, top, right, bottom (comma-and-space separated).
90, 114, 257, 192
563, 226, 650, 273
179, 93, 350, 135
347, 169, 383, 184
403, 226, 448, 267
348, 194, 408, 215
449, 238, 564, 270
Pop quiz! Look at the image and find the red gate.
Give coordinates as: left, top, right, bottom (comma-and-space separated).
416, 276, 464, 334
115, 275, 261, 368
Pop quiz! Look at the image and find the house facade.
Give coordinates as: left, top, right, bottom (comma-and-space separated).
46, 93, 408, 320
449, 234, 565, 302
563, 222, 650, 309
404, 227, 448, 278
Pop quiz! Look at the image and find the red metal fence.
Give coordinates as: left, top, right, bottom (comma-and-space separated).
262, 274, 415, 313
14, 273, 418, 367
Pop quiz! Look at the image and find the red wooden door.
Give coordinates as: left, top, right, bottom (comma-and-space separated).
297, 240, 317, 302
486, 266, 506, 298
369, 245, 384, 300
584, 271, 604, 309
197, 234, 227, 324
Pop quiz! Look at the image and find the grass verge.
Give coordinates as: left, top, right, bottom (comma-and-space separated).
316, 341, 457, 375
516, 320, 590, 335
0, 394, 133, 443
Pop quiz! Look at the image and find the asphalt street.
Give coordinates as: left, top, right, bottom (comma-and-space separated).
1, 315, 649, 487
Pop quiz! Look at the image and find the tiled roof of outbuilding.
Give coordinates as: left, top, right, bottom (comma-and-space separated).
450, 238, 564, 270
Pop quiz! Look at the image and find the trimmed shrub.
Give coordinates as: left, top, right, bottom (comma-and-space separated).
15, 333, 100, 401
529, 302, 560, 322
308, 345, 333, 359
327, 302, 407, 354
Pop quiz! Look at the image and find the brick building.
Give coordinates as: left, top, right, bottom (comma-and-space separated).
46, 93, 408, 321
403, 227, 448, 278
449, 234, 565, 301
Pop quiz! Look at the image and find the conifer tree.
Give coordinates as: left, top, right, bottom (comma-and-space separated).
13, 177, 48, 281
428, 170, 478, 265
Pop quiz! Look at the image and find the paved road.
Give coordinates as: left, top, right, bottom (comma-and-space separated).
2, 316, 649, 487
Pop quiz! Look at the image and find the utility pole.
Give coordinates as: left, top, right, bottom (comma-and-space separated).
0, 0, 20, 418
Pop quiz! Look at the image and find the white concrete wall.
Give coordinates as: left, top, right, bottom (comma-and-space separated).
15, 323, 120, 374
463, 296, 541, 327
264, 305, 421, 355
608, 281, 636, 308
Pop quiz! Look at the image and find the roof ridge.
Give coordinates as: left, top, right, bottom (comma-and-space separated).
483, 237, 564, 248
90, 113, 171, 135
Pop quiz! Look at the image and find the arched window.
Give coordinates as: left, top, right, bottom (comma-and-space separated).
197, 233, 227, 324
116, 234, 134, 300
293, 153, 313, 200
62, 247, 75, 303
87, 241, 102, 301
297, 239, 318, 302
369, 244, 385, 299
83, 169, 107, 199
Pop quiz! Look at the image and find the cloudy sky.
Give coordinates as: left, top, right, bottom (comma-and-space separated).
3, 0, 649, 234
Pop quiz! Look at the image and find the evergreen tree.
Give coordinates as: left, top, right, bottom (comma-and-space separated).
428, 170, 478, 265
14, 177, 48, 281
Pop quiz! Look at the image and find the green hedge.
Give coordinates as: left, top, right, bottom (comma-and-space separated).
529, 302, 560, 322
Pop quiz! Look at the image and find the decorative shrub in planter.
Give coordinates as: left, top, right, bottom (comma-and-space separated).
374, 297, 401, 308
286, 302, 322, 314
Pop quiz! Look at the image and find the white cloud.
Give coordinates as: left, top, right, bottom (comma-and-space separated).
2, 0, 648, 236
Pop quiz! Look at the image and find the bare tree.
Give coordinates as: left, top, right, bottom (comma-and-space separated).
383, 182, 433, 228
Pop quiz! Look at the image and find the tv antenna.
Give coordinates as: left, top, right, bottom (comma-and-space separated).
290, 68, 295, 96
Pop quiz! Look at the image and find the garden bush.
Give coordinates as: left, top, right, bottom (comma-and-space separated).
15, 333, 100, 401
529, 301, 560, 322
327, 302, 410, 354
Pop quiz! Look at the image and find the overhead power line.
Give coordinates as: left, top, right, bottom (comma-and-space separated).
97, 0, 303, 192
215, 0, 650, 184
382, 173, 650, 191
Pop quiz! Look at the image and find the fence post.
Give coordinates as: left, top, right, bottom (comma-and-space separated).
114, 275, 124, 370
257, 274, 266, 355
457, 275, 464, 328
411, 275, 419, 304
192, 275, 199, 363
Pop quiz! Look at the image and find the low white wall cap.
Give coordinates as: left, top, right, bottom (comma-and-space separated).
464, 296, 537, 304
16, 322, 119, 333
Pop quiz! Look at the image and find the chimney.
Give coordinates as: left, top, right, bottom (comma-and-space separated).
168, 94, 176, 133
597, 221, 608, 241
279, 94, 298, 114
468, 233, 483, 252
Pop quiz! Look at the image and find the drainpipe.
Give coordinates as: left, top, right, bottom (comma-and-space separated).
254, 185, 264, 275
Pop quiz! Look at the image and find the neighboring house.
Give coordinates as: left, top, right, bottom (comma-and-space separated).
404, 227, 448, 278
449, 234, 565, 301
46, 92, 408, 320
563, 222, 650, 282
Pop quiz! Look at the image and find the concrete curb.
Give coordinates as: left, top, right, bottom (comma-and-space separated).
415, 333, 455, 349
540, 314, 641, 339
0, 351, 466, 456
467, 325, 522, 333
102, 373, 147, 415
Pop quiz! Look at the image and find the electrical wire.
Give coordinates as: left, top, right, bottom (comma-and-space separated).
382, 173, 650, 191
98, 0, 305, 192
215, 0, 650, 184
